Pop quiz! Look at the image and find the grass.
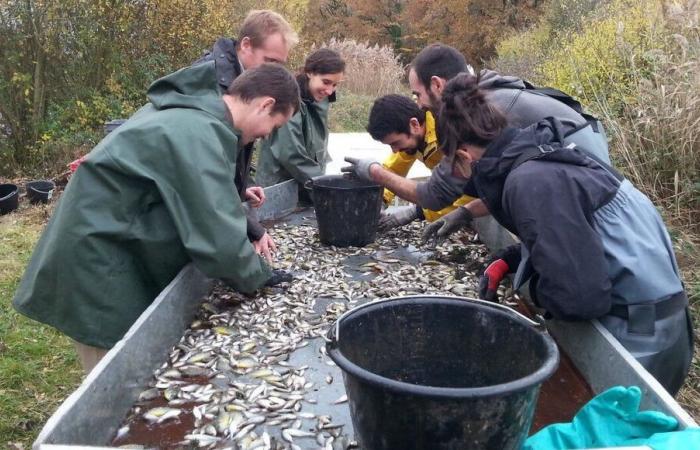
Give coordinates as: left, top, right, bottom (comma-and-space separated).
674, 227, 700, 419
0, 202, 82, 448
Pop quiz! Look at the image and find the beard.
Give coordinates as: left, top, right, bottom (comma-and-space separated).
402, 136, 427, 155
427, 90, 442, 116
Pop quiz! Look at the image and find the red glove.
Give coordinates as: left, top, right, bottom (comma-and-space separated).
478, 260, 510, 301
69, 156, 87, 173
478, 244, 521, 302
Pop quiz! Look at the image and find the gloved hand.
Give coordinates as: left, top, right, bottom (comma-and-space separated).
378, 205, 421, 232
478, 244, 521, 302
265, 269, 294, 287
340, 156, 381, 182
523, 386, 679, 450
421, 206, 473, 246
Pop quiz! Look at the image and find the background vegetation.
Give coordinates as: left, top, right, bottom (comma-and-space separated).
1, 0, 699, 447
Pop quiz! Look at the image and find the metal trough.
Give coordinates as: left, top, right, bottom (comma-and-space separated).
34, 179, 695, 449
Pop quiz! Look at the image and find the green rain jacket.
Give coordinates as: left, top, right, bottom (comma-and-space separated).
256, 96, 331, 188
13, 62, 272, 349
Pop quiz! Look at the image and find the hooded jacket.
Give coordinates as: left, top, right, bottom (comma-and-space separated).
13, 62, 272, 348
416, 70, 610, 211
472, 118, 683, 320
255, 82, 332, 188
194, 37, 243, 91
193, 38, 266, 241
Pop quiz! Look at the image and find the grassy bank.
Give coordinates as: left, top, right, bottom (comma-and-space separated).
0, 203, 82, 448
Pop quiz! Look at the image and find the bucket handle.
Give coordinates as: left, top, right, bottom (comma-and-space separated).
327, 295, 546, 345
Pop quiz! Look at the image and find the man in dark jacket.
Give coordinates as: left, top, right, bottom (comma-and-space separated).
422, 73, 693, 394
194, 10, 298, 262
13, 63, 299, 373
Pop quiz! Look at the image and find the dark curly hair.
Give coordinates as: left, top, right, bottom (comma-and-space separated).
437, 73, 507, 156
367, 95, 426, 141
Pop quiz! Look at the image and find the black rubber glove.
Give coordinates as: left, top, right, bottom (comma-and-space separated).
478, 244, 521, 302
265, 269, 294, 287
421, 206, 473, 246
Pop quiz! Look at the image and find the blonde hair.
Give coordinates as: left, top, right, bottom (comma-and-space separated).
239, 10, 299, 50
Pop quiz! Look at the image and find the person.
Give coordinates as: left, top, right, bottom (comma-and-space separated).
344, 43, 609, 237
195, 10, 298, 91
424, 73, 693, 395
365, 94, 475, 231
13, 63, 300, 373
194, 9, 299, 262
255, 48, 345, 195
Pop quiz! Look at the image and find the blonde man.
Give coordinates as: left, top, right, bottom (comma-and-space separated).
194, 10, 299, 261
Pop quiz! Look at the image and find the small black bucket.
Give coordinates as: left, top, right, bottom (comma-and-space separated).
327, 296, 559, 450
26, 180, 55, 204
306, 175, 383, 247
0, 183, 19, 215
103, 119, 126, 135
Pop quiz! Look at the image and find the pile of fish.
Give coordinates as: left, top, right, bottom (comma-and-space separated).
114, 216, 489, 449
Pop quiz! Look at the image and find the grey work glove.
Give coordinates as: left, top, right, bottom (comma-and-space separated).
421, 206, 474, 246
340, 156, 381, 182
378, 205, 421, 232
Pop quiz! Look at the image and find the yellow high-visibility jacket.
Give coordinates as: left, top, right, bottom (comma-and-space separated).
382, 112, 475, 222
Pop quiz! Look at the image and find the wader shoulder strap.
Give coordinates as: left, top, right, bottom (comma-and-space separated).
511, 141, 624, 182
490, 79, 601, 132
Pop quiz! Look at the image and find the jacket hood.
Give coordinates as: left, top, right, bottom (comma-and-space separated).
478, 69, 526, 90
147, 61, 228, 121
471, 117, 600, 233
475, 117, 593, 180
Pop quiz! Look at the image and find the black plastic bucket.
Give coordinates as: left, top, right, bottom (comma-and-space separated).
327, 296, 559, 450
306, 175, 383, 247
26, 180, 55, 204
0, 183, 19, 215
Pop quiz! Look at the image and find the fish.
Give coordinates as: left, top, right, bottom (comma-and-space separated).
142, 407, 181, 423
117, 218, 486, 445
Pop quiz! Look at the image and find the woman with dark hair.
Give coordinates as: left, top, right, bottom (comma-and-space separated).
423, 73, 693, 395
256, 48, 345, 192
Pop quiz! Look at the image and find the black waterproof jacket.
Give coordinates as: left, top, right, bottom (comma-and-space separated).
471, 119, 682, 320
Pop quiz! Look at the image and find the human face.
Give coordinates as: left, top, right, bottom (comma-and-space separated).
238, 33, 289, 69
240, 97, 294, 144
408, 68, 433, 111
380, 132, 423, 155
307, 72, 343, 102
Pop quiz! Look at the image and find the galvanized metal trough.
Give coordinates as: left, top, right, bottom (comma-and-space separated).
33, 179, 696, 450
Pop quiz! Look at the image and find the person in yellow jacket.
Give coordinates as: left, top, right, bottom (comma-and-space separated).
366, 94, 475, 231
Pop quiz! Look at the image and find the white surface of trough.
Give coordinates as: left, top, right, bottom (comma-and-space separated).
325, 132, 432, 179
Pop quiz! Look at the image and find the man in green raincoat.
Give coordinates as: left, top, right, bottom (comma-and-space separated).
13, 63, 300, 372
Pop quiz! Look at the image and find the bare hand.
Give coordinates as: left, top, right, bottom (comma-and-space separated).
253, 232, 277, 264
245, 186, 266, 208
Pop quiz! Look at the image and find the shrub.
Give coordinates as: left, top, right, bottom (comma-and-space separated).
315, 38, 405, 97
491, 0, 699, 228
494, 22, 553, 80
539, 0, 662, 116
602, 1, 700, 226
328, 92, 376, 133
